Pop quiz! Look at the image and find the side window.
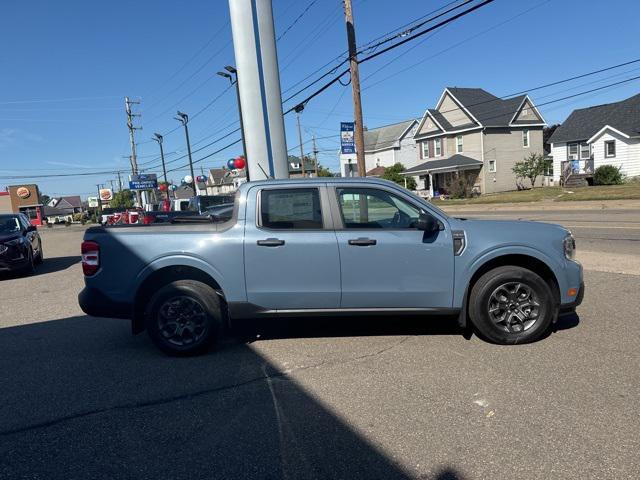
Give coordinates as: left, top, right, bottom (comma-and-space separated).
336, 188, 421, 230
20, 215, 31, 229
260, 188, 323, 229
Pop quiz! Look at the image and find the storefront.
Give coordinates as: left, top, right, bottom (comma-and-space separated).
1, 184, 45, 226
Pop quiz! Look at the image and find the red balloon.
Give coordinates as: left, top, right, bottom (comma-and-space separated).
234, 157, 246, 169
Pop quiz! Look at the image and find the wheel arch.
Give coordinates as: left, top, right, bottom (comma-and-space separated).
132, 265, 227, 334
464, 253, 561, 318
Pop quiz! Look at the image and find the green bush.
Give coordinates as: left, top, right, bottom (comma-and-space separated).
594, 165, 624, 185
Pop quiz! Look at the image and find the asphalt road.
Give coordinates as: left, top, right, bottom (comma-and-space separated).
1, 222, 639, 479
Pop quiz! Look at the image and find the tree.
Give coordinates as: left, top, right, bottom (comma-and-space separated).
40, 194, 51, 205
381, 163, 417, 190
512, 153, 548, 189
316, 164, 333, 177
110, 189, 135, 209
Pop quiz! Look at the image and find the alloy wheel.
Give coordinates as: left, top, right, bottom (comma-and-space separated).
487, 282, 540, 333
157, 296, 208, 347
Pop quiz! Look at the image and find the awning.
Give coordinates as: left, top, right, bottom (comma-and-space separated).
402, 154, 483, 175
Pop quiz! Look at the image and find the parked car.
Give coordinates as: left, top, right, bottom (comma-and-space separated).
0, 213, 43, 275
79, 178, 583, 355
187, 194, 235, 214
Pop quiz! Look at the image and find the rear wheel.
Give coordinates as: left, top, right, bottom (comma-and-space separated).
469, 266, 555, 344
145, 280, 223, 356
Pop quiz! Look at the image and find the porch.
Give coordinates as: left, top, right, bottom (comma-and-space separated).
561, 159, 594, 187
403, 154, 483, 198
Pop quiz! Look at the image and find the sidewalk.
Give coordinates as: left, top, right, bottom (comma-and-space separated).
437, 199, 640, 212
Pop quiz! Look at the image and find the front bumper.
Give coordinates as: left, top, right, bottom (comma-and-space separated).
559, 281, 584, 315
78, 286, 132, 319
0, 249, 29, 272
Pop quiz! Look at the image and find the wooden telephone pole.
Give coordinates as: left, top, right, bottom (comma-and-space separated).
343, 0, 366, 177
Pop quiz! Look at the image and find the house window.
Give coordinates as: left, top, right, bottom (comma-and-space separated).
568, 142, 579, 159
580, 142, 591, 160
421, 142, 429, 158
522, 108, 529, 116
488, 160, 496, 173
522, 129, 530, 148
434, 138, 442, 156
456, 135, 463, 153
605, 140, 616, 158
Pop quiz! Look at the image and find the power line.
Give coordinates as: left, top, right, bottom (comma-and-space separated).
277, 0, 320, 41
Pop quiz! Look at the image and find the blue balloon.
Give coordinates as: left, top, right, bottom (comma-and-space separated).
227, 159, 236, 169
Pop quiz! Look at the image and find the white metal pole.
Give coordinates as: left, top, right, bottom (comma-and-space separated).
228, 0, 288, 180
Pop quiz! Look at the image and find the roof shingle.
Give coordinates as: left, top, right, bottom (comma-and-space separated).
548, 93, 640, 144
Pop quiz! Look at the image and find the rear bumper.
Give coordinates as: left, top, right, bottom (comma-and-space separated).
78, 286, 132, 319
559, 281, 584, 315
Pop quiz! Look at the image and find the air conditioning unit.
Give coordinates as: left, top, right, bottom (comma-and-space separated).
568, 154, 579, 160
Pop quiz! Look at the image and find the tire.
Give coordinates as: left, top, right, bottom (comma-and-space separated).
35, 242, 44, 264
145, 280, 223, 356
21, 248, 36, 275
468, 266, 555, 345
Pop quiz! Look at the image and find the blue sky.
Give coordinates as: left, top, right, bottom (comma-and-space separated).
1, 0, 640, 197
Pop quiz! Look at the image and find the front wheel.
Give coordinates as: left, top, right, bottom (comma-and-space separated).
469, 266, 555, 345
145, 280, 223, 356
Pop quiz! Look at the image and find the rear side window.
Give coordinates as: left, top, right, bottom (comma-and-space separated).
260, 188, 322, 229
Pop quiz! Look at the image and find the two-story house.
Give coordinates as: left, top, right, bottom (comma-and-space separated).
548, 93, 640, 185
340, 119, 419, 177
403, 87, 546, 196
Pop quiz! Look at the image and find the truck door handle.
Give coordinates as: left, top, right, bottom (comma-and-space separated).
257, 238, 285, 247
348, 238, 377, 246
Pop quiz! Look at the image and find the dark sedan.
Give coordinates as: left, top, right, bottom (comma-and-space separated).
0, 213, 43, 275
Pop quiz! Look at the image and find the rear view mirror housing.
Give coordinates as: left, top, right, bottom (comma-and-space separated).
415, 213, 441, 232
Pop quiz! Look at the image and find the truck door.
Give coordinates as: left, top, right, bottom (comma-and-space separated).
331, 185, 454, 309
244, 185, 340, 310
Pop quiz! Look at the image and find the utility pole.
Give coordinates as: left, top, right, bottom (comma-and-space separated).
343, 0, 366, 177
117, 171, 123, 192
295, 105, 306, 178
109, 180, 115, 193
96, 183, 103, 218
175, 111, 197, 196
125, 97, 143, 205
312, 135, 319, 177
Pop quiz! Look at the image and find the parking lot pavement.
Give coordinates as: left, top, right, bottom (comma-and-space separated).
1, 224, 639, 479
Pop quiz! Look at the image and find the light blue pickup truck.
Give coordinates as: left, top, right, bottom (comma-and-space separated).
79, 178, 583, 355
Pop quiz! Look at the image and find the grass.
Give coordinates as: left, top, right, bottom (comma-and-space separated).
430, 183, 640, 205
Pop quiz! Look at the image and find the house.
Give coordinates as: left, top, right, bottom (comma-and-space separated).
548, 93, 640, 185
288, 156, 318, 178
340, 119, 419, 177
403, 87, 546, 196
205, 168, 247, 195
47, 196, 83, 215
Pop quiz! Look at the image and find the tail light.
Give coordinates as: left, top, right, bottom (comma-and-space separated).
81, 240, 100, 276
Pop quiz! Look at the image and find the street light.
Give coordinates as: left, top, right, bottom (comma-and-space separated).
174, 111, 197, 196
217, 65, 249, 180
152, 132, 169, 199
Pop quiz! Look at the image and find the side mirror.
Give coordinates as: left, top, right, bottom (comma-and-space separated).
415, 213, 440, 232
26, 225, 37, 233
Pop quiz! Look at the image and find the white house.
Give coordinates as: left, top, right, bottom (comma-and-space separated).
339, 119, 419, 177
548, 93, 640, 184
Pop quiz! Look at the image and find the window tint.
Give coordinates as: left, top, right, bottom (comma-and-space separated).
260, 188, 323, 229
337, 188, 421, 229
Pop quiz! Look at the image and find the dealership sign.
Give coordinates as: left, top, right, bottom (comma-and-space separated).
129, 173, 158, 190
340, 122, 355, 154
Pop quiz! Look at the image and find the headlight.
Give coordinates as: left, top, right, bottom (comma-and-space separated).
4, 238, 22, 246
563, 233, 576, 260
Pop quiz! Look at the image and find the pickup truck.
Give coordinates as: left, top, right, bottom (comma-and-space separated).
79, 178, 583, 355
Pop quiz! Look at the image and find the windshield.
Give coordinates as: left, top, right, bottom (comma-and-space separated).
0, 216, 21, 234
